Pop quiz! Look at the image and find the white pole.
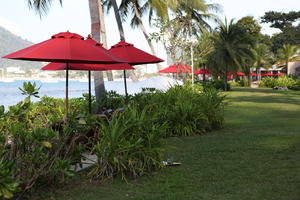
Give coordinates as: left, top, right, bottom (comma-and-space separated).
191, 44, 194, 88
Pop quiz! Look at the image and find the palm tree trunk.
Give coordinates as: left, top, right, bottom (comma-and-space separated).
110, 0, 138, 82
132, 2, 162, 71
98, 0, 113, 81
89, 0, 106, 103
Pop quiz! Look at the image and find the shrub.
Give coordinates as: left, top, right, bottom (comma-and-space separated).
89, 106, 165, 181
238, 79, 249, 87
259, 77, 276, 88
259, 76, 298, 89
289, 79, 300, 90
130, 85, 226, 137
203, 80, 231, 91
0, 142, 20, 199
229, 81, 240, 87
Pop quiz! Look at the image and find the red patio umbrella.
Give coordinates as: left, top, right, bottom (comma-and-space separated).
251, 72, 257, 76
159, 63, 191, 73
109, 41, 164, 101
42, 62, 134, 113
194, 69, 211, 75
261, 72, 273, 76
3, 32, 124, 114
277, 72, 286, 76
236, 72, 245, 76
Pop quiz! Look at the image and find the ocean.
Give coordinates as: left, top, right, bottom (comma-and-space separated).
0, 77, 182, 109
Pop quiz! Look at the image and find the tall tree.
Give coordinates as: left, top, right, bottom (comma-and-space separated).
109, 0, 139, 82
207, 19, 254, 91
98, 0, 113, 81
26, 0, 106, 103
261, 11, 300, 52
276, 44, 300, 74
118, 0, 168, 71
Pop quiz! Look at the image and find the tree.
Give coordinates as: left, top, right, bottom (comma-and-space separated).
261, 11, 300, 30
276, 44, 300, 74
118, 0, 168, 71
26, 0, 106, 103
261, 11, 300, 52
207, 19, 254, 91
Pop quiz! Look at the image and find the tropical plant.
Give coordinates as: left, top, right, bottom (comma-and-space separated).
207, 19, 254, 91
19, 81, 41, 103
89, 105, 165, 181
0, 148, 19, 199
118, 0, 168, 70
276, 44, 300, 74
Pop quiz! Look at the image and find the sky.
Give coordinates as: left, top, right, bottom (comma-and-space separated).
0, 0, 299, 61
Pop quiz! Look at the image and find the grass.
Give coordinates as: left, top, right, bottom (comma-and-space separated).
33, 88, 300, 200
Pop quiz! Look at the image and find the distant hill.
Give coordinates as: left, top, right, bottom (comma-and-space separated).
0, 26, 42, 70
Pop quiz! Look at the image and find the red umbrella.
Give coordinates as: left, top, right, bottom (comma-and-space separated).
194, 69, 211, 75
159, 63, 191, 73
3, 32, 122, 64
109, 41, 164, 65
109, 41, 164, 101
277, 72, 286, 76
236, 72, 245, 76
42, 62, 133, 113
3, 32, 124, 114
42, 63, 133, 71
251, 72, 257, 76
261, 73, 273, 76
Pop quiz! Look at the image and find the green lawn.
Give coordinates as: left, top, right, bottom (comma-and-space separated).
35, 88, 300, 200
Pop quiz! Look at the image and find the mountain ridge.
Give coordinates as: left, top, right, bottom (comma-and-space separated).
0, 26, 42, 70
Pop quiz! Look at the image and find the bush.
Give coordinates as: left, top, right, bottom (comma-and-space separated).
259, 77, 276, 88
259, 76, 298, 89
0, 146, 19, 199
89, 106, 165, 181
289, 79, 300, 90
131, 85, 226, 137
203, 80, 231, 91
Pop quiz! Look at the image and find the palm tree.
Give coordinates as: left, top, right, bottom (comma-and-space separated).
208, 19, 254, 91
117, 0, 168, 71
110, 0, 139, 82
277, 44, 300, 74
26, 0, 106, 103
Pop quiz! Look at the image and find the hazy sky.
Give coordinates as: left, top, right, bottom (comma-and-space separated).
0, 0, 299, 55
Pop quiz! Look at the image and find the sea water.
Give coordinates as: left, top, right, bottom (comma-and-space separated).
0, 77, 182, 109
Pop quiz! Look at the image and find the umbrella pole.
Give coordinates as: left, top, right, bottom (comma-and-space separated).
66, 63, 69, 115
88, 70, 92, 114
123, 70, 128, 104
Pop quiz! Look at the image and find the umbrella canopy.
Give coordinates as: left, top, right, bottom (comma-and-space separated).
236, 72, 245, 76
3, 32, 124, 64
194, 69, 211, 75
41, 62, 133, 71
108, 41, 164, 65
261, 73, 273, 76
251, 72, 257, 76
159, 63, 191, 73
276, 72, 286, 76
